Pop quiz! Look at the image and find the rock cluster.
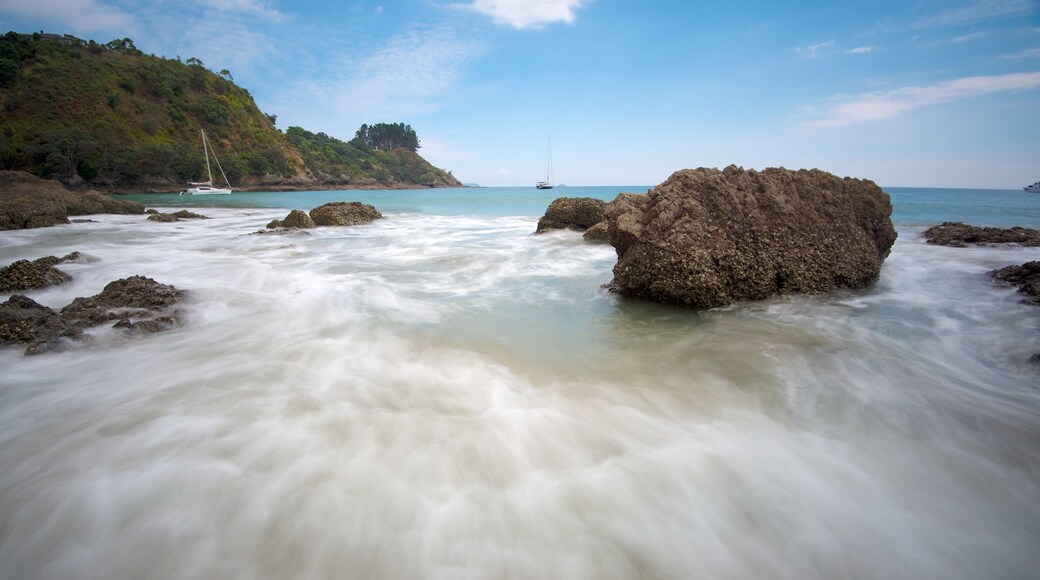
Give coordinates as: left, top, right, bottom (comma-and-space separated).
0, 276, 185, 355
991, 261, 1040, 305
923, 222, 1040, 247
266, 202, 382, 231
601, 166, 897, 309
0, 171, 145, 230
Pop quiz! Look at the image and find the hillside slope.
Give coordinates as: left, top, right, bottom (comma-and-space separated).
0, 32, 461, 191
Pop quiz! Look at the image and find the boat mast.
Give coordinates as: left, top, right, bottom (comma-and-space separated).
546, 135, 553, 185
201, 129, 214, 185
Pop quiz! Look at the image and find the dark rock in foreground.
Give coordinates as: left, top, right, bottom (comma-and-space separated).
147, 210, 209, 222
604, 166, 897, 309
0, 171, 145, 230
583, 221, 609, 242
991, 261, 1040, 304
1, 275, 186, 355
923, 222, 1040, 247
267, 209, 316, 230
535, 197, 607, 233
0, 252, 86, 292
309, 202, 382, 226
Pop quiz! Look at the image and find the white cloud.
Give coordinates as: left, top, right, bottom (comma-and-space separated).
193, 0, 282, 20
953, 31, 986, 42
458, 0, 589, 29
0, 0, 136, 35
805, 72, 1040, 126
914, 0, 1033, 28
847, 46, 875, 54
794, 41, 835, 58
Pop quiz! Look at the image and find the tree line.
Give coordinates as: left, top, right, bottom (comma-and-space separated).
351, 123, 420, 152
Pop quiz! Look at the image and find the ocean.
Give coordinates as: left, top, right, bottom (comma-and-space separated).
1, 185, 1039, 579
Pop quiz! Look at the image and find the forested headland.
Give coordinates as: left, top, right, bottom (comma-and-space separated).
0, 31, 461, 191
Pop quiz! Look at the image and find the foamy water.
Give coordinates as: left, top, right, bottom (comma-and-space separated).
2, 195, 1039, 579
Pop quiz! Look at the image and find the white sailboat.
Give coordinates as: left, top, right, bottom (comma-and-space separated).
535, 136, 554, 190
1025, 181, 1040, 193
183, 129, 232, 195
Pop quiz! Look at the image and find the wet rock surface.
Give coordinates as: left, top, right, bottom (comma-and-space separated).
1, 275, 186, 355
991, 261, 1040, 304
309, 201, 382, 226
603, 166, 897, 309
0, 253, 83, 292
535, 197, 608, 233
267, 209, 316, 230
923, 222, 1040, 247
146, 210, 209, 222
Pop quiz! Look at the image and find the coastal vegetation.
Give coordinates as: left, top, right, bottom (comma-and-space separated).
0, 31, 459, 190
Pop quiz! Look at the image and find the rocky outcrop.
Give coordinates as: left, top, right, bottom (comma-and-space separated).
923, 222, 1040, 247
267, 209, 316, 230
535, 197, 608, 233
604, 166, 897, 309
146, 210, 209, 222
309, 202, 382, 226
991, 261, 1040, 304
1, 275, 186, 355
0, 171, 145, 230
0, 252, 91, 292
583, 221, 609, 242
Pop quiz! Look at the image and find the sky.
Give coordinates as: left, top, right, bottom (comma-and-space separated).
2, 0, 1039, 188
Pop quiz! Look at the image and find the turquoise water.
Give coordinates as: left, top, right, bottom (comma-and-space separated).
2, 185, 1040, 579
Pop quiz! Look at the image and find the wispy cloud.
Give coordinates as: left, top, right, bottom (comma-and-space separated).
193, 0, 283, 20
847, 46, 876, 54
0, 0, 136, 35
457, 0, 590, 29
1001, 47, 1040, 59
914, 0, 1034, 28
794, 41, 835, 58
805, 72, 1040, 126
953, 31, 987, 42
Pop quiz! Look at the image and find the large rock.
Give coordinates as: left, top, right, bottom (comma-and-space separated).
604, 166, 897, 309
0, 295, 84, 355
146, 210, 209, 222
923, 222, 1040, 247
535, 197, 608, 233
309, 201, 382, 226
0, 171, 145, 230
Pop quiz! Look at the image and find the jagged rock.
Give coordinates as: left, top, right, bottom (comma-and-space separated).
61, 275, 185, 327
309, 201, 382, 226
147, 209, 208, 222
0, 252, 89, 292
924, 222, 1040, 247
583, 221, 609, 242
0, 295, 83, 355
604, 166, 897, 309
535, 197, 607, 233
267, 209, 315, 229
991, 261, 1040, 304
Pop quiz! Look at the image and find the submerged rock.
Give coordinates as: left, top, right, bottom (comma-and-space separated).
147, 210, 209, 222
991, 261, 1040, 304
0, 295, 84, 354
604, 166, 897, 309
309, 201, 382, 226
923, 222, 1040, 247
535, 197, 608, 233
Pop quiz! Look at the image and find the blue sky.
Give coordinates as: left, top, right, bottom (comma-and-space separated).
2, 0, 1039, 188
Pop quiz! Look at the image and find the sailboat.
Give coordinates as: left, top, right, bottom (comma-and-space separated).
183, 129, 232, 195
535, 136, 554, 190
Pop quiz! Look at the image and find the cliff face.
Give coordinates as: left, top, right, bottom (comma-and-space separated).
0, 32, 459, 191
604, 166, 897, 309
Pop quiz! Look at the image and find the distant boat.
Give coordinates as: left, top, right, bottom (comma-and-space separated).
1025, 181, 1040, 193
183, 129, 232, 195
535, 136, 554, 190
